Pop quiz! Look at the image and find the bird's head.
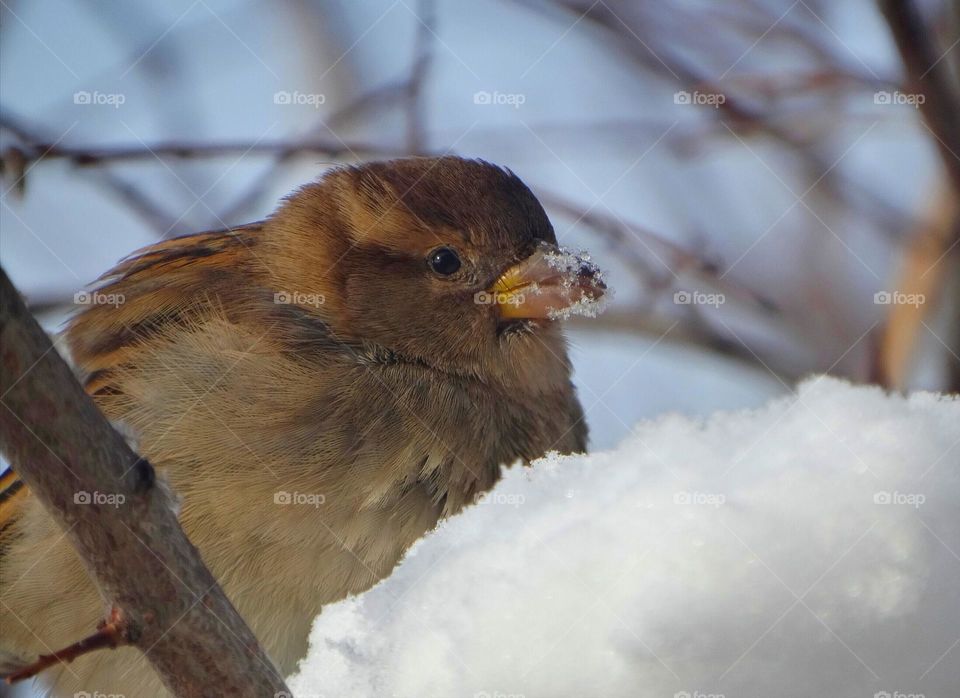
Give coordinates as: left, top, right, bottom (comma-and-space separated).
261, 157, 606, 389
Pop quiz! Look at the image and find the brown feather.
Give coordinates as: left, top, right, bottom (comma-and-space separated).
0, 157, 588, 696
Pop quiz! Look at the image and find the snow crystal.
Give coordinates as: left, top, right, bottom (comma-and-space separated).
288, 377, 960, 698
546, 291, 609, 320
541, 241, 608, 320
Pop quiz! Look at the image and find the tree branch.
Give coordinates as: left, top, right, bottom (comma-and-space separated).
0, 267, 290, 696
878, 0, 960, 198
877, 0, 960, 391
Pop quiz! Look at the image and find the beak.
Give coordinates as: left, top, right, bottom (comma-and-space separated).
488, 243, 607, 320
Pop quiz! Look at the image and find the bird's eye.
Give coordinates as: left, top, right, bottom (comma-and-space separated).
427, 247, 461, 276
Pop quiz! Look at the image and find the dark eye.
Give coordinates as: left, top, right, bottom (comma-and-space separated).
427, 247, 461, 276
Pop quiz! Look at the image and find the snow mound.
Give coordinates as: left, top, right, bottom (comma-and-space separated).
288, 377, 960, 698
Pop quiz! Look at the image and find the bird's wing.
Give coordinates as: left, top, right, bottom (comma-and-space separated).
0, 467, 26, 542
69, 224, 264, 394
0, 223, 264, 540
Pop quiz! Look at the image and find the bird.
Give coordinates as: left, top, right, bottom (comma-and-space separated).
0, 156, 606, 696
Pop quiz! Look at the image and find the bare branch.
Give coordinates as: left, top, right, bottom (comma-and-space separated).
406, 0, 436, 154
0, 267, 290, 697
878, 0, 960, 198
877, 0, 960, 391
0, 113, 403, 168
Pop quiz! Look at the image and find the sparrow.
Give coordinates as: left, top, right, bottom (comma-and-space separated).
0, 156, 606, 696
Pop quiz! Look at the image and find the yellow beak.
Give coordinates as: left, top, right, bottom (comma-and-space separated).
487, 243, 606, 320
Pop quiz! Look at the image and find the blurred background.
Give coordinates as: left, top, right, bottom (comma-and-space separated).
1, 0, 958, 451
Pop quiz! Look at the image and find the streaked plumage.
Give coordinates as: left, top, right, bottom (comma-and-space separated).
0, 157, 596, 696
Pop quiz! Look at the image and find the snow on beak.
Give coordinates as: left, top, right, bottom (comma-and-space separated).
488, 242, 607, 320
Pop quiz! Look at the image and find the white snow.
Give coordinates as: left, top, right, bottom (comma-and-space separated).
542, 242, 609, 321
288, 377, 960, 698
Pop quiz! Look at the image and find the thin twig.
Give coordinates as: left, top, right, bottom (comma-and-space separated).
4, 608, 128, 684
